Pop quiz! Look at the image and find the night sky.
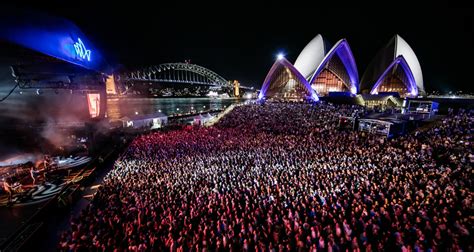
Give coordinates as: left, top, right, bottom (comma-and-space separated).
4, 5, 474, 92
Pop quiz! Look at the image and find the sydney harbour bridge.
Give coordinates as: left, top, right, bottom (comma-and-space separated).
114, 62, 256, 97
8, 62, 255, 98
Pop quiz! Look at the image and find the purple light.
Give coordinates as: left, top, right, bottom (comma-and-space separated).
259, 58, 318, 101
308, 39, 359, 95
370, 56, 418, 96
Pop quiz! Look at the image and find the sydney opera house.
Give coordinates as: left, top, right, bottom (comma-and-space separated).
259, 34, 425, 101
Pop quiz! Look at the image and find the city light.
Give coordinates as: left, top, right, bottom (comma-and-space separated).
135, 111, 139, 115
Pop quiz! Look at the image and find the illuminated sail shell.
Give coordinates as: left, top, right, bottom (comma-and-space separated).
308, 39, 359, 96
259, 58, 318, 101
294, 34, 328, 80
360, 34, 424, 96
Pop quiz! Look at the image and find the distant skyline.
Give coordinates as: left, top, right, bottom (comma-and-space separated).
2, 5, 473, 92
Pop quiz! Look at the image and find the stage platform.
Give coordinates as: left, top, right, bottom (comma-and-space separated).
0, 162, 92, 250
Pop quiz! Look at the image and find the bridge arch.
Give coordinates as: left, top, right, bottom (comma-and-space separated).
126, 63, 230, 87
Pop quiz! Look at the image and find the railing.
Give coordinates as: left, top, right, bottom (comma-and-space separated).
204, 103, 242, 127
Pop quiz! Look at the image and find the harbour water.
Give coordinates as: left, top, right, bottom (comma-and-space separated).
106, 97, 246, 120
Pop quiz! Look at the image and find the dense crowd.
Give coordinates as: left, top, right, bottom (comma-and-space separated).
59, 102, 472, 251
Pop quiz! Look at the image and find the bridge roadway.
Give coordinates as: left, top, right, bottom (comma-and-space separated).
122, 62, 257, 91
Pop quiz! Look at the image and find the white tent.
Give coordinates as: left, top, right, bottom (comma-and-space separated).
121, 112, 168, 129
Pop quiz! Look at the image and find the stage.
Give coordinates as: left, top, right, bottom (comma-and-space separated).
0, 158, 92, 249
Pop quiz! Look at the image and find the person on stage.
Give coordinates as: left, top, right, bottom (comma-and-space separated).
2, 178, 13, 205
30, 167, 37, 185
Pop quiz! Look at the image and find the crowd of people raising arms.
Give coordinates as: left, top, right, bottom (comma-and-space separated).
59, 102, 472, 251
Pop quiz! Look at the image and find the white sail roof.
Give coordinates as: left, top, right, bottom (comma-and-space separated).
294, 34, 327, 80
